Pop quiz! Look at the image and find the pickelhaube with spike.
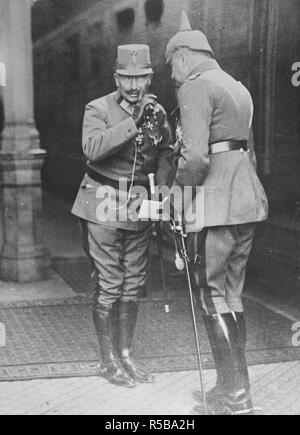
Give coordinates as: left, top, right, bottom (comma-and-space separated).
165, 11, 214, 63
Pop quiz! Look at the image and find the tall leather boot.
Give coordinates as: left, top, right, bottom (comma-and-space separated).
234, 312, 251, 392
203, 312, 250, 397
93, 304, 135, 388
203, 312, 254, 415
202, 316, 227, 413
119, 301, 155, 383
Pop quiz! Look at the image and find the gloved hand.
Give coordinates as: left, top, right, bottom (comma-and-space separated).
132, 94, 158, 127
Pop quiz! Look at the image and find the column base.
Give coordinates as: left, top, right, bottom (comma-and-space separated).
0, 149, 51, 283
0, 250, 50, 282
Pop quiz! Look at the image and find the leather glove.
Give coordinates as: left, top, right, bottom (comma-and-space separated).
132, 94, 158, 127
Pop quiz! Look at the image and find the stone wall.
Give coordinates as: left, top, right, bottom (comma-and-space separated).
31, 0, 300, 282
32, 0, 186, 196
32, 0, 262, 198
271, 0, 300, 204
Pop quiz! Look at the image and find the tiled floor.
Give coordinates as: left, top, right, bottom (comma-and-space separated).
0, 362, 299, 415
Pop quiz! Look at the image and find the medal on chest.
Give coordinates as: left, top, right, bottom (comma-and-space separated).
175, 121, 183, 154
135, 105, 162, 148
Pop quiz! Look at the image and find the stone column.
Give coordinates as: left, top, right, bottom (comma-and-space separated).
0, 0, 50, 282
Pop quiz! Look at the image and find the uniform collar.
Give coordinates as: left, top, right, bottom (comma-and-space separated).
114, 89, 135, 115
120, 99, 135, 115
186, 59, 220, 81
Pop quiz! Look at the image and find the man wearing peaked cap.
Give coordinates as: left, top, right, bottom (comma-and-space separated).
165, 11, 214, 64
116, 44, 154, 76
72, 44, 174, 388
166, 12, 268, 415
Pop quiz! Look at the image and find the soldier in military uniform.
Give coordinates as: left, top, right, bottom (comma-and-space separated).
72, 45, 174, 388
165, 13, 268, 414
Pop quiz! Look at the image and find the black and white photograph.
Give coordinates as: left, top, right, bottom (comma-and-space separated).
0, 0, 299, 417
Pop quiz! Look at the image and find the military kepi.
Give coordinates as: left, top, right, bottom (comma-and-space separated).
116, 44, 153, 76
165, 11, 214, 63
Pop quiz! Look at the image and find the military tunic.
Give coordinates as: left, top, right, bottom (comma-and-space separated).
72, 90, 174, 306
174, 59, 268, 314
72, 89, 173, 230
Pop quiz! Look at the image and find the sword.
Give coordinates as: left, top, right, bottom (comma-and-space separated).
148, 173, 170, 314
156, 221, 170, 314
172, 216, 208, 416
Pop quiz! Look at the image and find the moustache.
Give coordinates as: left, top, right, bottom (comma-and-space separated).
126, 91, 140, 96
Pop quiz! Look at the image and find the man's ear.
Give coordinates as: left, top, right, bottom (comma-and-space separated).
147, 74, 153, 86
181, 52, 188, 68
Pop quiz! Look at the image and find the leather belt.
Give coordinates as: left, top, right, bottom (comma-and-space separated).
87, 168, 150, 192
209, 140, 248, 155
